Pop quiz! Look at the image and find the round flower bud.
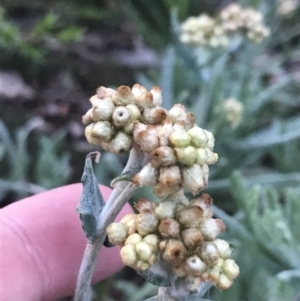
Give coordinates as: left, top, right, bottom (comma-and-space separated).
96, 86, 116, 100
177, 206, 203, 228
135, 126, 159, 153
109, 131, 133, 154
199, 242, 219, 266
133, 122, 147, 141
182, 164, 205, 195
223, 259, 240, 280
143, 234, 160, 250
136, 241, 155, 261
92, 99, 115, 121
164, 189, 189, 206
154, 201, 175, 220
126, 104, 141, 121
123, 123, 134, 134
120, 244, 137, 266
150, 86, 163, 106
112, 106, 132, 127
132, 163, 158, 187
131, 83, 147, 98
217, 273, 233, 290
214, 239, 231, 259
120, 214, 137, 235
205, 130, 215, 150
89, 95, 101, 106
91, 121, 114, 142
154, 183, 181, 198
125, 233, 143, 245
159, 218, 180, 238
112, 85, 135, 105
135, 210, 159, 236
159, 165, 182, 187
137, 92, 154, 108
85, 123, 101, 145
150, 146, 176, 168
157, 119, 174, 146
181, 228, 203, 249
106, 223, 127, 245
189, 194, 213, 218
168, 104, 186, 122
82, 108, 93, 125
199, 218, 226, 241
206, 149, 218, 165
196, 148, 208, 165
134, 199, 154, 212
174, 146, 197, 166
135, 260, 151, 270
142, 107, 167, 124
208, 266, 221, 283
160, 239, 186, 266
169, 131, 191, 147
187, 126, 208, 148
185, 256, 206, 277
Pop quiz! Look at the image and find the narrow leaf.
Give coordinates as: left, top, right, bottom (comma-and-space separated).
110, 164, 143, 189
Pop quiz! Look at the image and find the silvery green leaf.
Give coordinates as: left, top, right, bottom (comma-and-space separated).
77, 152, 105, 242
111, 164, 143, 189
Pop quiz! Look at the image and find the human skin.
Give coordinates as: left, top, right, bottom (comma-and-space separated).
0, 184, 132, 301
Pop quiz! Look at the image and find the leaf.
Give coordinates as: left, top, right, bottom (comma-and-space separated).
77, 152, 105, 242
138, 261, 171, 287
110, 164, 143, 189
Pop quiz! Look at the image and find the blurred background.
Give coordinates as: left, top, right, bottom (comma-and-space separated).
1, 0, 300, 300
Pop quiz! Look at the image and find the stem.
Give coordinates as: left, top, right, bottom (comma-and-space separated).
74, 147, 148, 301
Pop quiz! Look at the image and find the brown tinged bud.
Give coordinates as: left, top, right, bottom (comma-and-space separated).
137, 92, 154, 108
189, 194, 213, 218
91, 121, 115, 142
157, 119, 174, 146
133, 122, 147, 140
150, 86, 163, 106
109, 131, 133, 154
106, 223, 127, 245
82, 108, 93, 125
177, 206, 203, 228
185, 256, 207, 277
142, 107, 167, 124
150, 146, 176, 168
154, 201, 176, 220
92, 99, 115, 121
154, 183, 182, 198
199, 242, 219, 266
112, 106, 132, 127
174, 146, 197, 166
132, 163, 158, 187
160, 239, 186, 266
131, 83, 147, 98
112, 85, 135, 105
159, 218, 181, 238
96, 86, 116, 99
136, 126, 159, 153
134, 198, 155, 213
168, 104, 186, 122
164, 189, 189, 206
159, 165, 182, 187
135, 209, 159, 236
182, 164, 206, 195
181, 228, 203, 249
199, 218, 226, 241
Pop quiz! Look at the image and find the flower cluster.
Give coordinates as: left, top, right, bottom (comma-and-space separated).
106, 193, 240, 291
277, 0, 300, 17
222, 98, 243, 128
83, 84, 166, 154
180, 3, 270, 47
132, 105, 218, 196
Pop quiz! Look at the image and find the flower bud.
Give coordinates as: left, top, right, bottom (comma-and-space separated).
206, 148, 218, 165
120, 214, 137, 235
126, 104, 141, 121
143, 234, 160, 250
185, 256, 206, 277
159, 166, 181, 187
132, 163, 158, 187
135, 209, 159, 236
137, 92, 154, 108
150, 146, 176, 168
109, 131, 133, 154
196, 148, 209, 165
136, 241, 155, 261
135, 126, 159, 153
106, 223, 127, 245
199, 242, 219, 266
175, 146, 197, 166
85, 123, 101, 145
112, 85, 135, 105
217, 273, 233, 290
168, 104, 186, 122
134, 198, 154, 212
125, 233, 143, 245
189, 194, 213, 218
131, 83, 147, 98
150, 86, 163, 106
120, 244, 137, 266
160, 239, 186, 266
208, 266, 221, 283
82, 108, 93, 125
91, 121, 114, 142
213, 239, 231, 259
92, 99, 115, 121
154, 183, 181, 198
157, 119, 174, 146
123, 122, 134, 134
112, 106, 132, 127
133, 122, 147, 141
154, 201, 176, 220
177, 206, 203, 228
142, 107, 167, 124
89, 95, 101, 106
164, 189, 189, 206
187, 126, 208, 148
181, 228, 203, 249
159, 218, 180, 238
169, 131, 191, 147
223, 259, 240, 280
96, 86, 116, 99
199, 218, 226, 241
135, 260, 151, 270
205, 130, 215, 150
182, 164, 205, 195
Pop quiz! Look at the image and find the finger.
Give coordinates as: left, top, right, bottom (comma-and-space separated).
0, 184, 132, 301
